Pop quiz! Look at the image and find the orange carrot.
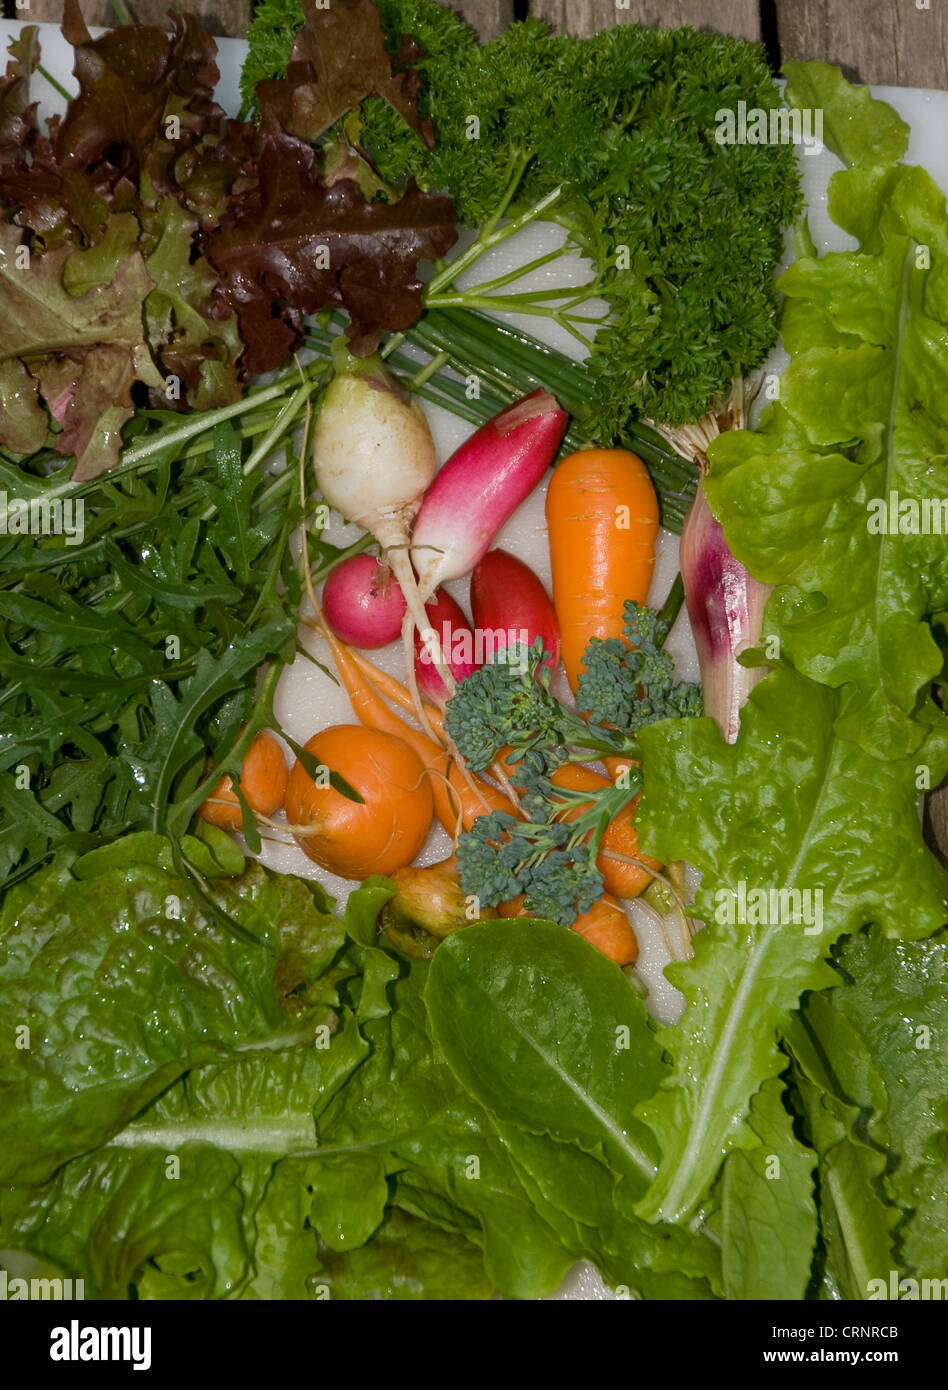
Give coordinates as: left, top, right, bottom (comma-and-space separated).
198, 729, 288, 831
500, 890, 638, 965
569, 893, 639, 965
548, 762, 660, 898
545, 448, 659, 691
285, 725, 432, 879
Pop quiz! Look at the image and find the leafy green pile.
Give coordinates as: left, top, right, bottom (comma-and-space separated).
707, 63, 948, 761
0, 835, 718, 1299
623, 63, 948, 1263
0, 3, 455, 479
245, 0, 801, 437
4, 833, 943, 1299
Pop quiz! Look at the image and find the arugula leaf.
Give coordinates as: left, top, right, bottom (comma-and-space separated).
633, 662, 948, 1225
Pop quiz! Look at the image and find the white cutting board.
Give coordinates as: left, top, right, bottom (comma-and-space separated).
4, 18, 948, 1300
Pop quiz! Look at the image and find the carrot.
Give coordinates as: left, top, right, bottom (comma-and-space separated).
284, 725, 432, 879
324, 624, 522, 835
548, 762, 661, 898
499, 890, 638, 965
545, 448, 659, 691
569, 893, 639, 965
198, 729, 288, 831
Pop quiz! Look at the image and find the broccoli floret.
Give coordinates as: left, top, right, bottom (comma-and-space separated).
577, 599, 702, 733
456, 813, 603, 928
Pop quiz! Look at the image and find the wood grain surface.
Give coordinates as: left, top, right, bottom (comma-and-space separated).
777, 0, 948, 88
529, 0, 760, 41
19, 0, 512, 40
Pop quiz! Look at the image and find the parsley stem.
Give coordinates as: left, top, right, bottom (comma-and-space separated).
459, 246, 567, 297
424, 184, 564, 299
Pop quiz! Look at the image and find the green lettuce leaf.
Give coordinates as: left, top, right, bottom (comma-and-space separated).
426, 919, 722, 1299
314, 954, 576, 1299
311, 1208, 493, 1301
792, 928, 948, 1290
718, 1078, 818, 1300
706, 71, 948, 759
0, 845, 344, 1185
633, 662, 948, 1224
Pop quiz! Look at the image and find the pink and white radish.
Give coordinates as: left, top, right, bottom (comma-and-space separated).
322, 554, 407, 649
470, 549, 560, 673
414, 587, 480, 702
410, 389, 569, 602
310, 341, 451, 690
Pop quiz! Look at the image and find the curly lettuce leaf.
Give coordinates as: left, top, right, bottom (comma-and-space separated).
634, 662, 948, 1225
706, 71, 948, 760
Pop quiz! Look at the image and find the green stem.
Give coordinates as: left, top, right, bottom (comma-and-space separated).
658, 573, 686, 632
37, 65, 72, 103
424, 184, 564, 298
461, 246, 568, 296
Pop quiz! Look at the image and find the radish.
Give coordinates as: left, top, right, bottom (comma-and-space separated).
310, 339, 451, 689
470, 549, 560, 673
322, 554, 407, 649
410, 389, 569, 603
414, 587, 480, 702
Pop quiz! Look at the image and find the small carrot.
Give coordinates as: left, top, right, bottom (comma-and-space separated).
324, 623, 522, 835
548, 762, 661, 899
198, 729, 288, 831
498, 890, 638, 965
284, 725, 432, 879
569, 893, 639, 965
545, 448, 659, 691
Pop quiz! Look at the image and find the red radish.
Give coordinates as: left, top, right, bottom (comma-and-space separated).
414, 587, 480, 702
471, 550, 560, 673
322, 554, 407, 649
410, 389, 569, 603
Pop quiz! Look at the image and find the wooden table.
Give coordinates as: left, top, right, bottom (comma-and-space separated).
14, 0, 948, 856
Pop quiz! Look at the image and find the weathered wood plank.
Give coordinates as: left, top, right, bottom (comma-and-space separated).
776, 0, 948, 88
20, 0, 512, 41
528, 0, 760, 41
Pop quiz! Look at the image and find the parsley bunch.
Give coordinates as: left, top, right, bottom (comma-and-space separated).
245, 0, 800, 434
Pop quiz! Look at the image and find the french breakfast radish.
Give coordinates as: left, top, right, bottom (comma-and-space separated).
410, 389, 568, 601
470, 549, 560, 672
198, 729, 288, 831
414, 587, 480, 702
322, 554, 406, 649
545, 448, 659, 691
284, 725, 432, 879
